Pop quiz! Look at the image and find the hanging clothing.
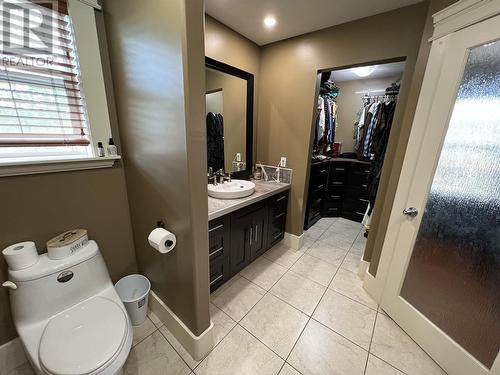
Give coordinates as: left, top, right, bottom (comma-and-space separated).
362, 101, 381, 159
354, 104, 368, 151
367, 100, 397, 214
206, 112, 225, 171
318, 96, 325, 140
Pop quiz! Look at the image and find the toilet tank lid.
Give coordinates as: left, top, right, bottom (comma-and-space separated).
8, 240, 99, 282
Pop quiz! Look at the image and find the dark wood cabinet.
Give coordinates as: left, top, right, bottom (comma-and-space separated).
208, 190, 288, 292
304, 159, 371, 229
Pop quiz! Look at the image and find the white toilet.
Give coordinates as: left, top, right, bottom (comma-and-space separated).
4, 240, 133, 375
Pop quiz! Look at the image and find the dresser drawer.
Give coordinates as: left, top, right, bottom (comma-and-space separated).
344, 186, 369, 200
343, 197, 369, 212
350, 162, 371, 174
323, 203, 341, 217
348, 172, 369, 189
342, 210, 365, 223
325, 188, 344, 202
310, 162, 329, 178
209, 256, 230, 293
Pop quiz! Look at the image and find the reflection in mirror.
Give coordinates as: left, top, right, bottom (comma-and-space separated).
206, 68, 247, 173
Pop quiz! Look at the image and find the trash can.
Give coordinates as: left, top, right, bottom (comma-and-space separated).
115, 274, 151, 326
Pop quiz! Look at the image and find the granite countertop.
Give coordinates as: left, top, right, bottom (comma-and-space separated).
208, 179, 290, 221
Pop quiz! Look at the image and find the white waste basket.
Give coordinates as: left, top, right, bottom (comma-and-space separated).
115, 274, 151, 325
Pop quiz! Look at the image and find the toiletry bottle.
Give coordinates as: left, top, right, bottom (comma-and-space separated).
107, 138, 118, 156
97, 142, 105, 157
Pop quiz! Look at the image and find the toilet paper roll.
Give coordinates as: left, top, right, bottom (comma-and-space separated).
148, 228, 176, 254
2, 241, 39, 270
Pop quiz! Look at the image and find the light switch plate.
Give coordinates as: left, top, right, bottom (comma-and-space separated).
280, 157, 287, 167
236, 153, 241, 162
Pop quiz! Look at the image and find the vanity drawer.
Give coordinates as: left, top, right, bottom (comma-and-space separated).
208, 215, 230, 262
268, 215, 286, 247
269, 191, 289, 215
209, 256, 230, 293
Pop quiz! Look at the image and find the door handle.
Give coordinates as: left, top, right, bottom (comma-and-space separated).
403, 207, 418, 218
249, 227, 253, 246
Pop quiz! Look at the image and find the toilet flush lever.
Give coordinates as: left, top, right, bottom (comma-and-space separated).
2, 281, 17, 290
403, 207, 419, 218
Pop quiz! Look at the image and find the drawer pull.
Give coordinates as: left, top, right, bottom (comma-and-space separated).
355, 211, 365, 216
319, 169, 327, 173
330, 195, 341, 199
328, 208, 338, 211
362, 184, 367, 188
276, 196, 287, 202
333, 182, 343, 185
209, 247, 223, 258
364, 170, 370, 173
275, 212, 285, 219
335, 168, 345, 172
273, 231, 284, 239
210, 274, 223, 286
359, 198, 369, 203
315, 198, 322, 204
317, 184, 324, 189
208, 224, 223, 233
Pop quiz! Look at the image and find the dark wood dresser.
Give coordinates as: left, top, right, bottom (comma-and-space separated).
304, 158, 371, 229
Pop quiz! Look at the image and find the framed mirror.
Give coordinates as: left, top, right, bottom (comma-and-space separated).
205, 57, 253, 179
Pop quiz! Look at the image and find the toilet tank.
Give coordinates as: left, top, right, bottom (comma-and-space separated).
7, 240, 114, 325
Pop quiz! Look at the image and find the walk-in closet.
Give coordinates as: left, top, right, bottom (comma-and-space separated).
305, 60, 406, 246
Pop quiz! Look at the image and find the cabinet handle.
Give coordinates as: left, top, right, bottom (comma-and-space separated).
335, 168, 345, 172
359, 198, 369, 203
275, 212, 285, 219
315, 198, 322, 204
210, 274, 223, 286
319, 169, 327, 173
333, 182, 343, 185
249, 227, 253, 246
362, 184, 367, 188
364, 170, 370, 173
255, 225, 258, 242
330, 195, 341, 199
209, 247, 223, 259
355, 211, 365, 215
329, 208, 337, 211
317, 184, 324, 189
208, 224, 223, 233
276, 196, 287, 202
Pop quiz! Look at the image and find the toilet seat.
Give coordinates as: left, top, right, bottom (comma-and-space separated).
38, 296, 128, 375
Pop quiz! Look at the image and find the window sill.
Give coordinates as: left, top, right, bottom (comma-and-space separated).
0, 156, 121, 177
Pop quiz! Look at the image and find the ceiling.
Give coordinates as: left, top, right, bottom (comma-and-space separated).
330, 61, 406, 82
205, 0, 425, 46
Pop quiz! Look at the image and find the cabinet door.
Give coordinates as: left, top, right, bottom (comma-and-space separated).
229, 213, 252, 275
250, 206, 268, 259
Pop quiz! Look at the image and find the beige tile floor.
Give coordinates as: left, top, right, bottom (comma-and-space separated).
9, 217, 447, 375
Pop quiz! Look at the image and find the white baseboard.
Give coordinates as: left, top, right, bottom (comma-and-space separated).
0, 337, 27, 374
362, 269, 383, 305
149, 290, 214, 361
357, 258, 369, 278
283, 232, 304, 251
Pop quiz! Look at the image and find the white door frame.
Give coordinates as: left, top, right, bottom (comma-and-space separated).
363, 0, 500, 374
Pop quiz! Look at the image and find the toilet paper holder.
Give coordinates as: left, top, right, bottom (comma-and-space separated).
155, 221, 174, 248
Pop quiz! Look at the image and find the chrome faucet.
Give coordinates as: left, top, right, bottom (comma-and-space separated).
208, 167, 218, 186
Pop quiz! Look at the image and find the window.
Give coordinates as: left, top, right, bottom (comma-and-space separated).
0, 0, 93, 161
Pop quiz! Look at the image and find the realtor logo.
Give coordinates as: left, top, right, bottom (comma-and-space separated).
1, 0, 56, 56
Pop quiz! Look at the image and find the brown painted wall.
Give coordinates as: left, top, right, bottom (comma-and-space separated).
367, 0, 458, 274
104, 0, 210, 335
204, 15, 260, 167
256, 3, 429, 236
0, 11, 137, 346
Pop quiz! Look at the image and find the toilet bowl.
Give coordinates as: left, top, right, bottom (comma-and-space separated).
4, 240, 133, 375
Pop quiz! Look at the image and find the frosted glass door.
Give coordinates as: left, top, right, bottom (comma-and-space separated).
400, 39, 500, 369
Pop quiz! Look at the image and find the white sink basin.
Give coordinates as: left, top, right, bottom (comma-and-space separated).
208, 180, 256, 199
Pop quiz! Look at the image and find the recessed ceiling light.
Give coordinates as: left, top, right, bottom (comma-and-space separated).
263, 16, 277, 28
351, 66, 376, 77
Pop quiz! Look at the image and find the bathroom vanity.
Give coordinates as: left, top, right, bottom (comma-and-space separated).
207, 180, 290, 292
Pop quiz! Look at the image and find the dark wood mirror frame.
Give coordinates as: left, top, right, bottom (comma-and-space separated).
205, 57, 254, 180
